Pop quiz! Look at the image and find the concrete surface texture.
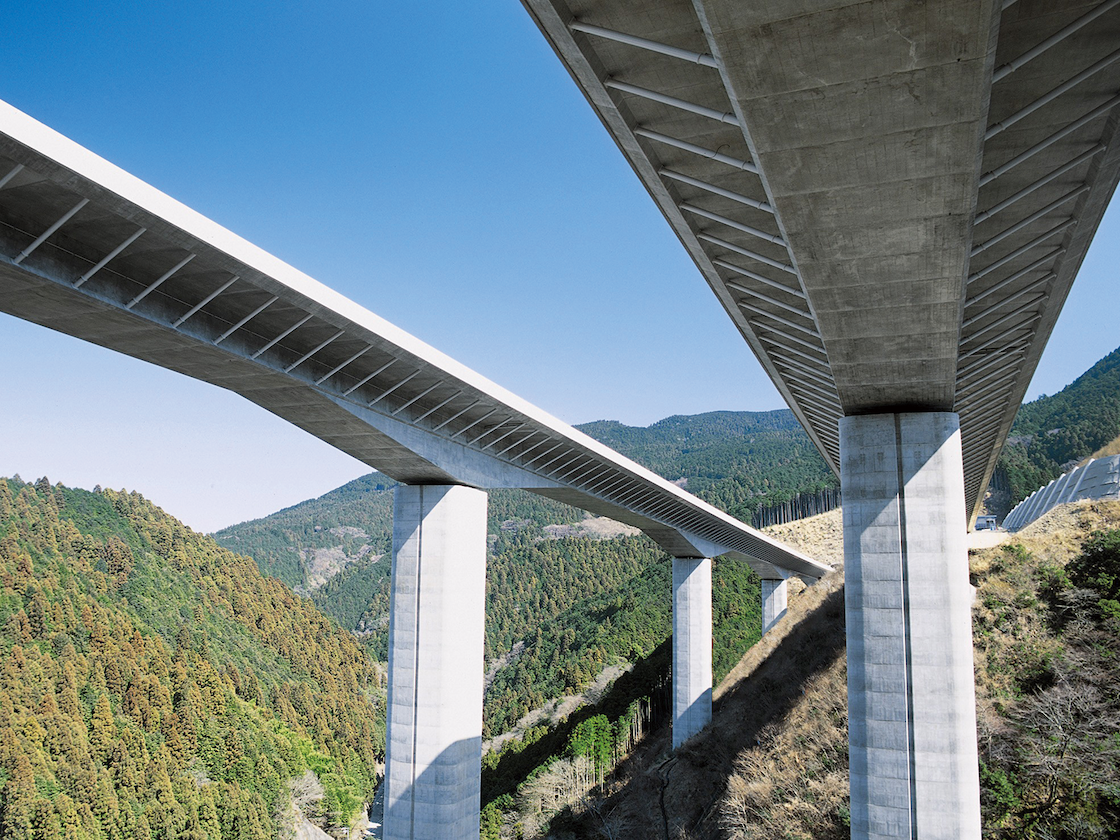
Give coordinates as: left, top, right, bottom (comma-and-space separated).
671, 556, 713, 748
384, 485, 487, 840
760, 577, 788, 636
1004, 454, 1120, 530
841, 413, 980, 839
521, 0, 1120, 517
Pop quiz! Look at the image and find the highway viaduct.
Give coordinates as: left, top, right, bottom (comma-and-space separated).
0, 100, 830, 839
521, 0, 1120, 837
3, 0, 1119, 836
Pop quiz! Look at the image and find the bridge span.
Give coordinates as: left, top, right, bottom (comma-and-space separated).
522, 0, 1120, 837
0, 98, 828, 838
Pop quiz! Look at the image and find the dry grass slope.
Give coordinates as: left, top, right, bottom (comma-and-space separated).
542, 502, 1120, 839
547, 510, 847, 839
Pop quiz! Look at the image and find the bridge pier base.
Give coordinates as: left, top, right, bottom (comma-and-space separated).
672, 556, 712, 748
840, 412, 980, 839
384, 484, 487, 840
760, 577, 788, 635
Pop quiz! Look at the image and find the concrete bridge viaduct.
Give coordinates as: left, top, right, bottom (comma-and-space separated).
0, 100, 829, 839
520, 0, 1120, 837
3, 0, 1120, 836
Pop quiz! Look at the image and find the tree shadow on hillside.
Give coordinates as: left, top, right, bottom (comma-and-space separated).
481, 639, 673, 807
558, 582, 847, 840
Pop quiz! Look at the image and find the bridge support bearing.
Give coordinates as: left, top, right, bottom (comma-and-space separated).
384, 484, 487, 840
840, 413, 981, 839
672, 556, 712, 749
760, 578, 788, 635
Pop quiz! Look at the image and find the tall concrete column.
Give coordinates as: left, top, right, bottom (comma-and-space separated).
672, 556, 712, 748
840, 413, 980, 840
760, 578, 788, 635
384, 484, 487, 840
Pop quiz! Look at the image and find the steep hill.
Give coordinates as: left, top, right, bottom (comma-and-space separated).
0, 476, 383, 840
215, 410, 834, 597
998, 344, 1120, 505
535, 501, 1120, 839
579, 410, 835, 519
213, 409, 838, 736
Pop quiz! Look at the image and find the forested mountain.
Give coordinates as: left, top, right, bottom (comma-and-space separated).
998, 345, 1120, 503
0, 477, 382, 840
213, 409, 836, 736
580, 410, 835, 519
213, 473, 396, 591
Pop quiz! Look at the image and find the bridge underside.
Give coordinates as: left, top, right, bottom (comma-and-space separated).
0, 97, 836, 839
523, 1, 1120, 837
524, 0, 1120, 516
0, 101, 828, 582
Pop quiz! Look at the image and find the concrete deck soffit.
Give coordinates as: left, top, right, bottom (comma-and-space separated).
520, 0, 1120, 518
0, 100, 828, 581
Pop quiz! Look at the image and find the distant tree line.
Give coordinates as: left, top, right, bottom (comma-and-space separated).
751, 487, 842, 528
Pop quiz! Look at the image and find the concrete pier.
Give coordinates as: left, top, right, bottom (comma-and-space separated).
840, 413, 980, 839
672, 556, 712, 748
760, 578, 788, 635
384, 484, 487, 840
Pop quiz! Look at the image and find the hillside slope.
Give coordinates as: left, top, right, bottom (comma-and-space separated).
0, 477, 383, 840
214, 410, 835, 602
213, 409, 839, 737
545, 502, 1120, 839
998, 344, 1120, 505
579, 410, 835, 519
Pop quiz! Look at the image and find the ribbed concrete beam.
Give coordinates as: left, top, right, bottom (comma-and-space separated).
695, 0, 1000, 414
521, 0, 1120, 520
0, 98, 830, 583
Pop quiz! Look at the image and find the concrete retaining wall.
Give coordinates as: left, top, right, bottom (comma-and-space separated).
1003, 455, 1120, 531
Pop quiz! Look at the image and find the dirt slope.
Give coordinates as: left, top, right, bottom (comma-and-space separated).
550, 502, 1120, 839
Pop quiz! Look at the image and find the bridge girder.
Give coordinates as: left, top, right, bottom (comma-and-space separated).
521, 0, 1120, 518
0, 100, 826, 581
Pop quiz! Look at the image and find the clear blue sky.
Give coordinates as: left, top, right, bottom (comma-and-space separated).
1, 1, 1116, 532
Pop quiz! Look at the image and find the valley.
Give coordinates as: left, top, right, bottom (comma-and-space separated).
2, 345, 1118, 838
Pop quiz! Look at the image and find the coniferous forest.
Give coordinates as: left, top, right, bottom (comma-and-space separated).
998, 345, 1120, 503
0, 477, 382, 839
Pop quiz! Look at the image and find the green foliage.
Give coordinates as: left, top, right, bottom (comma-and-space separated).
579, 410, 836, 515
481, 640, 671, 808
979, 760, 1021, 822
480, 800, 503, 840
1068, 528, 1120, 603
0, 476, 382, 839
566, 715, 612, 775
213, 472, 395, 589
998, 344, 1120, 502
973, 522, 1120, 837
484, 548, 669, 734
310, 553, 391, 648
712, 558, 763, 679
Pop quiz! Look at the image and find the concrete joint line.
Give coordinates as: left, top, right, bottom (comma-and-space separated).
408, 485, 423, 840
893, 415, 919, 840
